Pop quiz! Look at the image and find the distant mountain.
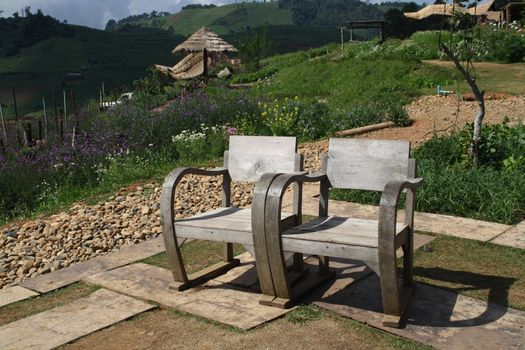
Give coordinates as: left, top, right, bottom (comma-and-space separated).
105, 1, 399, 36
0, 18, 184, 116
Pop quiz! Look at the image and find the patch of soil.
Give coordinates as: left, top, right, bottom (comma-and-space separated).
64, 309, 405, 350
461, 92, 513, 101
358, 94, 525, 146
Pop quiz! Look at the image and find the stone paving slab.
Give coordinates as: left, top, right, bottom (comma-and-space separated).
85, 263, 291, 330
491, 221, 525, 250
0, 286, 39, 308
21, 236, 165, 294
0, 289, 154, 350
213, 252, 260, 288
298, 197, 511, 242
311, 275, 525, 350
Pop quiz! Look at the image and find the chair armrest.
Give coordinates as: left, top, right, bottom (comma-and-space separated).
161, 167, 229, 222
378, 178, 424, 247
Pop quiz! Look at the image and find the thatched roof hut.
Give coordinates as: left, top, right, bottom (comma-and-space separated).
404, 0, 501, 22
173, 27, 237, 76
404, 4, 461, 20
173, 27, 238, 54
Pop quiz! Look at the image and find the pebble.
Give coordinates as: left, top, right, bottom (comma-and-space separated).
0, 145, 322, 289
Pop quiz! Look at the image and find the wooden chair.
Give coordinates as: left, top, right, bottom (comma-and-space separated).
252, 138, 423, 328
160, 136, 303, 293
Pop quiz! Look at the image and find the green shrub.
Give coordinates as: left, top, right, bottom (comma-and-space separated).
332, 124, 525, 224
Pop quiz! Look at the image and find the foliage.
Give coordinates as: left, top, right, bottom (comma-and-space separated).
182, 4, 217, 11
278, 0, 383, 25
409, 27, 525, 63
236, 28, 273, 71
104, 11, 171, 31
259, 97, 300, 136
0, 89, 256, 223
331, 124, 525, 224
172, 125, 229, 162
0, 8, 67, 57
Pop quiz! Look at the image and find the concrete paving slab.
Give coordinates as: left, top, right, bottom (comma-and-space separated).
491, 221, 525, 250
313, 275, 525, 350
85, 263, 291, 330
213, 252, 260, 288
0, 289, 154, 350
0, 286, 39, 308
21, 236, 165, 293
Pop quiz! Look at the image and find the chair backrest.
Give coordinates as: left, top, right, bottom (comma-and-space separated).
326, 138, 411, 191
227, 136, 298, 182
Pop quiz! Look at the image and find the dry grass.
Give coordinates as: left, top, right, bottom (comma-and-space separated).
0, 282, 99, 326
414, 235, 525, 310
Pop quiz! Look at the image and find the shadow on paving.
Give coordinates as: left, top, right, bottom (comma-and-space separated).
303, 259, 524, 349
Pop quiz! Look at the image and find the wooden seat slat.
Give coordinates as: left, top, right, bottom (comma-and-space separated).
282, 216, 408, 248
176, 207, 295, 243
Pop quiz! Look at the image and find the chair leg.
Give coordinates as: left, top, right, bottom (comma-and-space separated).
379, 249, 403, 328
319, 256, 330, 275
402, 229, 414, 287
165, 232, 240, 291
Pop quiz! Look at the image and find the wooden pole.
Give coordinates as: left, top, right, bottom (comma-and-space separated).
0, 104, 7, 147
63, 90, 67, 130
102, 82, 106, 105
53, 88, 58, 129
71, 91, 79, 129
334, 121, 396, 137
42, 96, 48, 140
12, 86, 18, 121
38, 120, 42, 141
340, 27, 344, 51
12, 86, 22, 146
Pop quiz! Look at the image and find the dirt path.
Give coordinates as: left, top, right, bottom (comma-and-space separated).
359, 94, 525, 146
64, 309, 413, 350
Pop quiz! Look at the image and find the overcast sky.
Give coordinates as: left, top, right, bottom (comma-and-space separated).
0, 0, 237, 29
0, 0, 431, 29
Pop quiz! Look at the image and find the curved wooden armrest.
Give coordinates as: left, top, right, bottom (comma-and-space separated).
378, 178, 424, 242
267, 172, 328, 200
161, 167, 229, 223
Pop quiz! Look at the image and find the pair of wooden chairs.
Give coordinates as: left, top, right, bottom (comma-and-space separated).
160, 136, 423, 328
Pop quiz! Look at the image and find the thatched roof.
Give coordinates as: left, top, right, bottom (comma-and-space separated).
404, 4, 462, 20
404, 0, 499, 20
173, 27, 238, 53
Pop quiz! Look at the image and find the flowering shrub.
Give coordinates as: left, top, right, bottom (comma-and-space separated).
260, 97, 300, 136
0, 89, 258, 223
172, 125, 228, 162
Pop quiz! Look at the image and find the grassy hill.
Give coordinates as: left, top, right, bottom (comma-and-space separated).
0, 25, 184, 117
119, 2, 294, 36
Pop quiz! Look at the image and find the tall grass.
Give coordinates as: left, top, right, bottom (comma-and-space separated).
332, 124, 525, 225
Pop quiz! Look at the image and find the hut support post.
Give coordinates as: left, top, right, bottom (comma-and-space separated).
203, 49, 208, 77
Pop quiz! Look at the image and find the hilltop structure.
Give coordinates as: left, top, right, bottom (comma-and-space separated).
403, 0, 510, 24
155, 27, 239, 80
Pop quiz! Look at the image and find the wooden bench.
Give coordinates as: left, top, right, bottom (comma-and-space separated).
160, 136, 303, 292
252, 138, 423, 328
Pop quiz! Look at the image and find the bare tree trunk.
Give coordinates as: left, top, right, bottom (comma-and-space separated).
439, 43, 485, 165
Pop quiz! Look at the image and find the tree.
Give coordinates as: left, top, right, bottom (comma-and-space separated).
438, 4, 485, 164
105, 19, 118, 31
237, 28, 272, 71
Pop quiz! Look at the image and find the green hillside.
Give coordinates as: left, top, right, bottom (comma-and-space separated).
122, 2, 294, 36
0, 25, 184, 117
